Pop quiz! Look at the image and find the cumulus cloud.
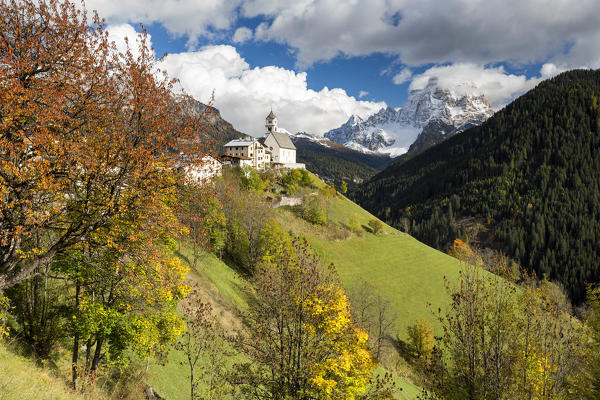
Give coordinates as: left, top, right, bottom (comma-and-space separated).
243, 0, 600, 68
87, 1, 600, 80
409, 64, 542, 109
106, 24, 152, 59
358, 90, 369, 98
392, 68, 412, 85
86, 0, 243, 48
232, 27, 253, 43
540, 63, 563, 78
159, 44, 385, 136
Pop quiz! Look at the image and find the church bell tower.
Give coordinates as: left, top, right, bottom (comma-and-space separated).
265, 109, 278, 134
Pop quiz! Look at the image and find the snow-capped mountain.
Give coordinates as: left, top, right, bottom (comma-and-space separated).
323, 78, 494, 156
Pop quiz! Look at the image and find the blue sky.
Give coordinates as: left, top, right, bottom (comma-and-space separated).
140, 21, 416, 107
93, 0, 600, 136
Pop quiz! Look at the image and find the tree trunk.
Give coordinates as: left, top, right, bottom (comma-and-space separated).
71, 282, 81, 390
91, 336, 104, 371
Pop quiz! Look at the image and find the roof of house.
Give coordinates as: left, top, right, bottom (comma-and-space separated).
224, 139, 255, 147
268, 131, 296, 150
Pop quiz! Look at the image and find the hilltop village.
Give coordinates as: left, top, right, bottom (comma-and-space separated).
188, 110, 305, 182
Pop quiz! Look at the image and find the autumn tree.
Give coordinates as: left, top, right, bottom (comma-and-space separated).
406, 318, 434, 360
235, 238, 385, 399
432, 261, 518, 400
0, 0, 207, 289
510, 280, 586, 400
56, 207, 189, 390
175, 284, 231, 400
427, 253, 587, 400
576, 285, 600, 399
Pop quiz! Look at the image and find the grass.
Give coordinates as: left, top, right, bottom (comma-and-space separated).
270, 179, 467, 398
0, 343, 101, 400
148, 247, 248, 399
276, 190, 462, 337
0, 172, 461, 400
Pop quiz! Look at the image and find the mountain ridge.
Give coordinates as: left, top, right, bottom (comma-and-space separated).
323, 78, 494, 156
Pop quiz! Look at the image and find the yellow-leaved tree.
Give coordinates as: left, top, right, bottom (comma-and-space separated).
234, 237, 393, 399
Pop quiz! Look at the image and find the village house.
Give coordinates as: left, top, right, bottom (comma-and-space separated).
223, 135, 271, 170
223, 110, 305, 170
184, 155, 223, 183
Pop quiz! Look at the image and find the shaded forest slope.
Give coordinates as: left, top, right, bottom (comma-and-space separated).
353, 69, 600, 303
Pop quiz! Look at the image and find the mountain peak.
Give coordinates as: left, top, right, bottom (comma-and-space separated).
324, 83, 494, 156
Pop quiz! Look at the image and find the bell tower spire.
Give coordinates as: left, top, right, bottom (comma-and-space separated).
265, 108, 278, 134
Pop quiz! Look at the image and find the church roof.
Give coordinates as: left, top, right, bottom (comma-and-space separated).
266, 110, 276, 120
268, 130, 296, 150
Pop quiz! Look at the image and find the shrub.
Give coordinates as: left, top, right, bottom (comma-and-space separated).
346, 213, 363, 235
367, 219, 384, 235
240, 166, 265, 192
303, 196, 327, 225
0, 293, 10, 340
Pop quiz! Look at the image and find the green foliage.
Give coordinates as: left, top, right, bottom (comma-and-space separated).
339, 180, 348, 194
319, 185, 337, 199
302, 195, 328, 225
406, 318, 434, 359
239, 166, 265, 192
354, 70, 600, 303
346, 213, 363, 235
368, 219, 384, 235
0, 292, 10, 340
224, 221, 250, 269
280, 168, 313, 195
258, 219, 294, 263
5, 275, 67, 359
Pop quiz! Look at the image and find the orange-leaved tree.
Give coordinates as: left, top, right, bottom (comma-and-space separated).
0, 0, 207, 289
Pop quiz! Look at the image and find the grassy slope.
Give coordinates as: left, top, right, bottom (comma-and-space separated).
149, 173, 464, 399
272, 173, 466, 397
0, 344, 100, 400
148, 249, 248, 399
277, 178, 462, 336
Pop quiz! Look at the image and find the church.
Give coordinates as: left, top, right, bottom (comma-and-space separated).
223, 110, 305, 170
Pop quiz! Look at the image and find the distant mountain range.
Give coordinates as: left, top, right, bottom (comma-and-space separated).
352, 69, 600, 303
321, 77, 494, 156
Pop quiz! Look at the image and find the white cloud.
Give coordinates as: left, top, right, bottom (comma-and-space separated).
243, 0, 600, 68
86, 0, 243, 48
409, 64, 541, 109
358, 90, 369, 98
392, 68, 412, 85
159, 44, 385, 136
540, 63, 562, 78
232, 27, 253, 43
106, 24, 153, 59
86, 1, 600, 81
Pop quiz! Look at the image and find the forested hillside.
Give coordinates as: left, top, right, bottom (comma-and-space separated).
294, 136, 395, 186
353, 69, 600, 303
